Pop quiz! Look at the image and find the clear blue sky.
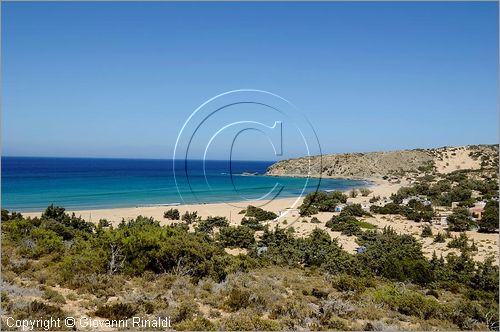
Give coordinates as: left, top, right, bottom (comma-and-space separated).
2, 2, 498, 160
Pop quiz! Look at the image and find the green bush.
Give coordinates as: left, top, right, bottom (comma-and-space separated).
447, 207, 474, 231
244, 206, 277, 221
94, 303, 137, 320
358, 227, 432, 284
164, 208, 180, 220
218, 226, 255, 249
240, 217, 264, 230
174, 317, 218, 331
171, 300, 199, 324
195, 216, 229, 233
340, 204, 368, 217
42, 289, 66, 304
325, 215, 362, 236
357, 220, 376, 229
421, 225, 433, 237
221, 312, 282, 331
14, 301, 68, 325
433, 232, 446, 243
299, 191, 347, 216
479, 200, 499, 233
372, 286, 440, 319
447, 233, 477, 252
331, 274, 367, 293
26, 228, 64, 258
181, 211, 199, 224
225, 287, 251, 311
310, 217, 321, 223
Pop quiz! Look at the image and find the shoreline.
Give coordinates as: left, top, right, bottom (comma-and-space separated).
21, 176, 395, 223
19, 173, 499, 265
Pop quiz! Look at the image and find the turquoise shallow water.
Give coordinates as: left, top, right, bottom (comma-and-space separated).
1, 157, 369, 212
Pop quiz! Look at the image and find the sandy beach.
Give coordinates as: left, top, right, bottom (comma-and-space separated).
22, 176, 498, 263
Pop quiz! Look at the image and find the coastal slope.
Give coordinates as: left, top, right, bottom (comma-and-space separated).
266, 144, 499, 179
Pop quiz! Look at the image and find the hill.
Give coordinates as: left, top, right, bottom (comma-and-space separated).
266, 144, 499, 179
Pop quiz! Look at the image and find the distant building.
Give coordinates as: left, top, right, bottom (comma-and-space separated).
355, 246, 367, 254
335, 204, 347, 213
469, 206, 485, 220
402, 195, 430, 206
476, 201, 487, 208
402, 196, 418, 205
256, 246, 268, 255
451, 202, 460, 209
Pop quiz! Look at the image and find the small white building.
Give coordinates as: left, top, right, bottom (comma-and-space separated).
335, 204, 347, 213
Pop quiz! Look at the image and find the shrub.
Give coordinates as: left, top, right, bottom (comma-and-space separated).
240, 217, 264, 231
244, 206, 277, 221
447, 207, 474, 232
42, 289, 66, 304
341, 204, 368, 217
196, 216, 229, 233
371, 286, 440, 319
433, 232, 446, 243
357, 220, 376, 230
94, 303, 137, 320
421, 225, 433, 237
349, 189, 358, 198
326, 215, 362, 236
171, 300, 199, 324
299, 191, 347, 216
369, 195, 380, 203
41, 204, 94, 233
25, 228, 64, 258
225, 287, 251, 311
331, 274, 366, 293
359, 188, 372, 196
221, 313, 282, 331
310, 217, 321, 223
479, 200, 499, 233
1, 209, 23, 221
164, 208, 180, 220
97, 219, 111, 228
447, 233, 477, 252
357, 228, 432, 283
174, 317, 218, 331
181, 211, 199, 224
14, 301, 68, 325
370, 203, 402, 214
218, 226, 255, 249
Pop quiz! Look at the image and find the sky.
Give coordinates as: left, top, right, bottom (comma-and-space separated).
2, 2, 498, 161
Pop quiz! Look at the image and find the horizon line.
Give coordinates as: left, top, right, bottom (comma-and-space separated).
3, 142, 498, 162
1, 155, 279, 162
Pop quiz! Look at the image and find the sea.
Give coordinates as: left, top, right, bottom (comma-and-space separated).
1, 157, 369, 212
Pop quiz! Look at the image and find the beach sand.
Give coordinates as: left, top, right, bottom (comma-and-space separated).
22, 177, 498, 263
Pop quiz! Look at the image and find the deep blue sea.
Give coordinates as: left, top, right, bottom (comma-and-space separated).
1, 157, 368, 212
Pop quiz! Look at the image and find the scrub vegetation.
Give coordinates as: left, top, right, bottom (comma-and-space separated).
1, 202, 498, 331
